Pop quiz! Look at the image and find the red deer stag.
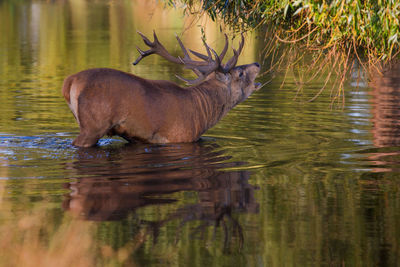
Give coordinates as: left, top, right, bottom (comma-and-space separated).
62, 31, 261, 147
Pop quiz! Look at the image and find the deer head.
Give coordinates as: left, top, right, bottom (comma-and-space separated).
133, 31, 261, 106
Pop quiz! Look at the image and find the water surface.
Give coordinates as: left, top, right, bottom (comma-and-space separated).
1, 1, 400, 266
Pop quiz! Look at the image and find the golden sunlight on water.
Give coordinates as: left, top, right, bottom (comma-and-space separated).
1, 0, 400, 266
0, 0, 257, 78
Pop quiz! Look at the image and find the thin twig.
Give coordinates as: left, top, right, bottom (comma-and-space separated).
275, 27, 318, 44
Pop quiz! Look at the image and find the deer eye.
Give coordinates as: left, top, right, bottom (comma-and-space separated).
238, 70, 244, 77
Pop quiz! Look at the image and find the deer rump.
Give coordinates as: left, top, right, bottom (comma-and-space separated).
63, 31, 261, 147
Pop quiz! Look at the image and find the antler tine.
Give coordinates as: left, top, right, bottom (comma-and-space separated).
219, 34, 229, 61
133, 46, 152, 65
222, 49, 239, 72
175, 73, 206, 85
184, 47, 220, 73
152, 30, 159, 43
133, 31, 182, 66
179, 39, 214, 67
204, 41, 212, 59
133, 31, 156, 65
236, 33, 245, 55
133, 30, 226, 85
188, 41, 213, 62
132, 31, 157, 65
210, 47, 221, 66
189, 34, 229, 63
221, 33, 245, 72
178, 48, 221, 85
175, 34, 192, 62
138, 31, 154, 47
189, 49, 209, 61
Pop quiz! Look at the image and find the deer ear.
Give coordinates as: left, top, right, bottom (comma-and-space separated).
215, 72, 231, 83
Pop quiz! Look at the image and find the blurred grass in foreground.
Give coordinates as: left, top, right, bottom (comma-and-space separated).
0, 204, 95, 267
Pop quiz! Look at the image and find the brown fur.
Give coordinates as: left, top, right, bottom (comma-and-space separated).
62, 63, 260, 147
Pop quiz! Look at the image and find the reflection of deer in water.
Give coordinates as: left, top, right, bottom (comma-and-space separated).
369, 64, 400, 171
63, 142, 258, 249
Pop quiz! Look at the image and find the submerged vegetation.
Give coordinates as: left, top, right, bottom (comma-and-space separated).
172, 0, 400, 103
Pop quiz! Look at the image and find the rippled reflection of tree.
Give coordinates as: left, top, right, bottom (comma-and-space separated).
369, 63, 400, 171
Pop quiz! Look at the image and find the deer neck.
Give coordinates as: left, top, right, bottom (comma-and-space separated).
188, 79, 235, 134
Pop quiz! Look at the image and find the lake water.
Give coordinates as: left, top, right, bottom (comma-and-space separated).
1, 1, 400, 266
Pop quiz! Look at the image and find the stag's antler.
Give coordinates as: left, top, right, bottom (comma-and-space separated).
133, 31, 182, 65
221, 33, 245, 73
133, 31, 245, 85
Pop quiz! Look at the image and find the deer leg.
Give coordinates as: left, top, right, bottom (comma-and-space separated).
72, 131, 102, 147
72, 122, 109, 147
72, 103, 111, 147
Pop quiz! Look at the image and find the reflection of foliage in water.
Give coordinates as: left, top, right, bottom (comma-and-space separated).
255, 167, 400, 266
1, 0, 400, 266
3, 163, 400, 266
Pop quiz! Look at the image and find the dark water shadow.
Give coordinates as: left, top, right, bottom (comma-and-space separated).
62, 141, 259, 249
